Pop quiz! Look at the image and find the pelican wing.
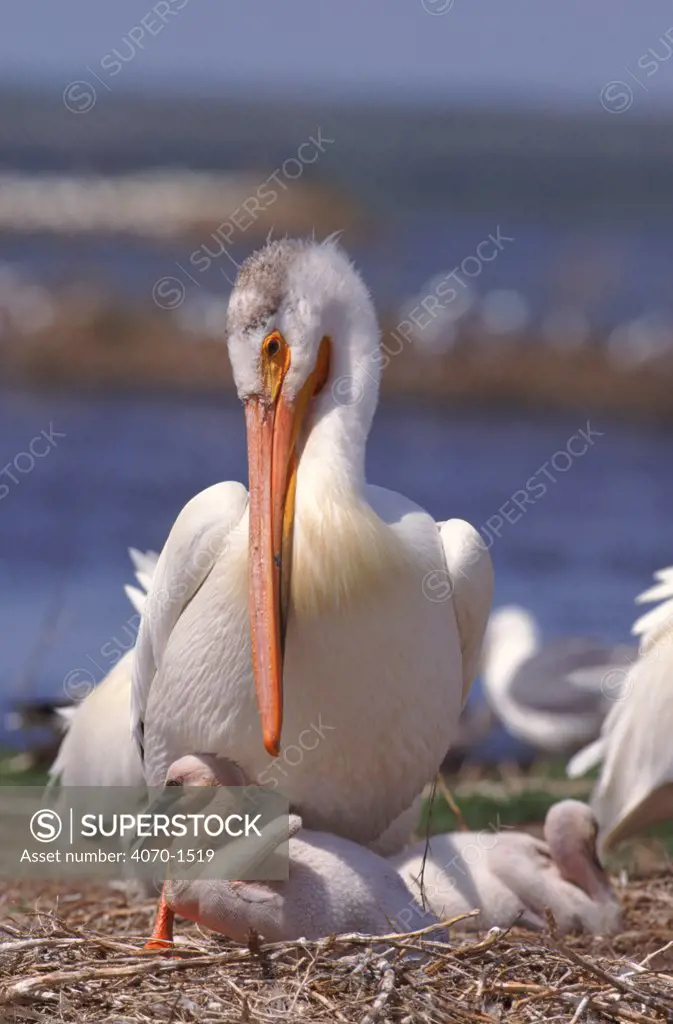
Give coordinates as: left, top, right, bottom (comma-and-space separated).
588, 643, 673, 853
568, 564, 673, 849
439, 520, 494, 703
49, 650, 145, 788
49, 547, 159, 788
131, 482, 248, 758
512, 639, 635, 712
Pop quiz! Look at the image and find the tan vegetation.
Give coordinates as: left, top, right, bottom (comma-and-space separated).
1, 877, 672, 1023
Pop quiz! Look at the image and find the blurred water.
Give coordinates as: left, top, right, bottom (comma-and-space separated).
2, 388, 671, 751
2, 214, 673, 329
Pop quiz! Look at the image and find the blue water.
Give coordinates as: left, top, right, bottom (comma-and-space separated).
2, 387, 671, 753
3, 214, 673, 328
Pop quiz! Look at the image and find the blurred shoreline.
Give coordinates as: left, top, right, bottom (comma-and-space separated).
3, 86, 673, 218
4, 300, 673, 425
3, 89, 673, 424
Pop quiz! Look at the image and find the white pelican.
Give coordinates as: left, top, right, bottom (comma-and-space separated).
48, 548, 157, 789
393, 800, 621, 935
481, 605, 634, 755
568, 567, 673, 854
153, 755, 442, 946
132, 238, 493, 854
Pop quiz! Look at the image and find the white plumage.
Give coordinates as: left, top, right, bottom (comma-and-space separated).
393, 799, 621, 935
132, 238, 493, 854
48, 549, 157, 789
568, 567, 673, 854
481, 605, 634, 755
632, 565, 673, 652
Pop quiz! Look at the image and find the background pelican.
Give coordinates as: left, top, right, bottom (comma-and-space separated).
481, 604, 634, 756
132, 237, 493, 853
567, 567, 673, 855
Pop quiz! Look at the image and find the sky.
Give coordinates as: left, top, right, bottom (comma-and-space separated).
3, 1, 673, 110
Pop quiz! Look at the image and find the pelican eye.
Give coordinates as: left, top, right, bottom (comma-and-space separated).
261, 332, 289, 399
262, 331, 287, 363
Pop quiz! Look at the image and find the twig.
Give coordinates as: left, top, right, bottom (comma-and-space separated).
0, 953, 245, 1004
547, 938, 673, 1016
436, 773, 469, 831
569, 992, 591, 1024
311, 989, 350, 1023
0, 936, 139, 955
639, 939, 673, 970
360, 957, 396, 1024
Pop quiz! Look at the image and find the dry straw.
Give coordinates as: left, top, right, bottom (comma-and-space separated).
1, 877, 673, 1023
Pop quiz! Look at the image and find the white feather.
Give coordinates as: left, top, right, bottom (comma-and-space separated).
566, 738, 606, 779
48, 548, 158, 787
55, 706, 77, 730
128, 547, 159, 580
570, 564, 673, 851
48, 651, 144, 788
632, 564, 673, 651
124, 585, 147, 616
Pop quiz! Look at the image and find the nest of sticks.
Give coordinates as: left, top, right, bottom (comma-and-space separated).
1, 877, 672, 1024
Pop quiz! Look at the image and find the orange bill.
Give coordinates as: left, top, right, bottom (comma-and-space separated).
244, 336, 330, 758
245, 395, 296, 757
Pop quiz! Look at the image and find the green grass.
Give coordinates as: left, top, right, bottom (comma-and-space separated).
0, 754, 49, 787
420, 787, 562, 835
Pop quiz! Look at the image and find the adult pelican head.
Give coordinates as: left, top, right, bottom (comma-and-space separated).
226, 238, 381, 756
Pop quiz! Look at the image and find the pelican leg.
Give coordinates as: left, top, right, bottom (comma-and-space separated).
144, 882, 175, 951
